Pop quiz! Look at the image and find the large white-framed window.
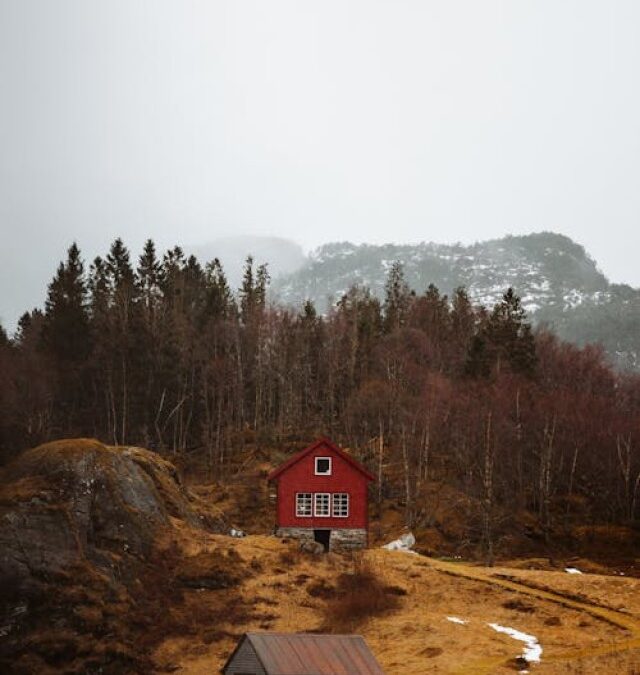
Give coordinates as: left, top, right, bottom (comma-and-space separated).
314, 492, 331, 517
296, 493, 313, 517
315, 457, 332, 475
332, 493, 349, 518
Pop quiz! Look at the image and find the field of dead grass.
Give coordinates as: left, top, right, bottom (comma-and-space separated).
152, 527, 640, 675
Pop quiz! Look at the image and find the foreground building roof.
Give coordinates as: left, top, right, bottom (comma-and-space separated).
222, 632, 385, 675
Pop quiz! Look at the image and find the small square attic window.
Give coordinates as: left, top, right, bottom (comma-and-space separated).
315, 457, 332, 475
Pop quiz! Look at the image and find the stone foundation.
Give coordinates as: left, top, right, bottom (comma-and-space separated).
329, 528, 368, 550
275, 526, 367, 551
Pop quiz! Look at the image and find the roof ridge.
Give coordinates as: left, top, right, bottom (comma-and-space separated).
267, 437, 374, 482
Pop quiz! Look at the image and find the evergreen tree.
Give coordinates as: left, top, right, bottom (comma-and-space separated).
102, 239, 140, 444
450, 287, 476, 371
183, 255, 206, 317
88, 257, 110, 316
15, 311, 36, 346
240, 255, 268, 322
43, 243, 90, 362
161, 246, 188, 314
466, 288, 536, 377
383, 261, 411, 333
137, 239, 163, 312
106, 238, 136, 300
488, 288, 536, 376
202, 258, 232, 323
301, 299, 317, 322
256, 263, 270, 309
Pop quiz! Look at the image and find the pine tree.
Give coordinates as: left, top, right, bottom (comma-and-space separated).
101, 239, 140, 444
383, 261, 411, 333
15, 311, 36, 346
256, 263, 270, 306
466, 288, 536, 377
106, 238, 136, 300
43, 243, 90, 362
450, 287, 476, 372
88, 257, 109, 316
301, 299, 317, 322
137, 239, 162, 312
202, 258, 232, 323
183, 255, 206, 317
239, 257, 270, 320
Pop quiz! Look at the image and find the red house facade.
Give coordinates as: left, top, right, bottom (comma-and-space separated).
268, 438, 374, 551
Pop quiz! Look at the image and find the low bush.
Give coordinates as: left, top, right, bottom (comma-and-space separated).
321, 556, 403, 632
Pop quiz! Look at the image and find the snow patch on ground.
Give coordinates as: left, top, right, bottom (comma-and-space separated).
446, 616, 468, 625
488, 623, 542, 665
382, 532, 417, 553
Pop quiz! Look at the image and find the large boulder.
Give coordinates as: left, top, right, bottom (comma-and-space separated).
0, 439, 219, 673
0, 439, 201, 590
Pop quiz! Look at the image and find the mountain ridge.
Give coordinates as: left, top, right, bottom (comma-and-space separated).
271, 231, 640, 371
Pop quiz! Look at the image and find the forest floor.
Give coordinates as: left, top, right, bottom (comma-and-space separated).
153, 526, 640, 675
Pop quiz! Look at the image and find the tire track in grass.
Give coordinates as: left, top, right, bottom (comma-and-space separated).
426, 558, 640, 674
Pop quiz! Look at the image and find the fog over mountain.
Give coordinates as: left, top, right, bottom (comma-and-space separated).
2, 2, 640, 333
3, 230, 638, 372
188, 236, 306, 290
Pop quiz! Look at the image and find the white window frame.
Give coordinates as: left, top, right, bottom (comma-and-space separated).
314, 493, 331, 517
296, 492, 312, 518
332, 493, 349, 518
315, 456, 332, 475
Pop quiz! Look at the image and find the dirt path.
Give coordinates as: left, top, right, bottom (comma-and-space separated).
427, 558, 640, 674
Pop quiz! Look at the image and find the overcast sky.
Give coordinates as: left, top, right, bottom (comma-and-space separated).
1, 1, 640, 327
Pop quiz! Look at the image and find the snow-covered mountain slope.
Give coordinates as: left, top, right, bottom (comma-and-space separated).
272, 232, 640, 371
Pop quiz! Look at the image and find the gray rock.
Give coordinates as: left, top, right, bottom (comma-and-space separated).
299, 539, 325, 555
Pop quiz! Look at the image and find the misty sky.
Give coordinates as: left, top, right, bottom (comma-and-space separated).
1, 1, 640, 328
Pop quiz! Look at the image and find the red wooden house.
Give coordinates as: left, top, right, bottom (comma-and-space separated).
268, 437, 374, 551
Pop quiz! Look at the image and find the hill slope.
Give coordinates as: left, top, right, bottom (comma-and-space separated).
272, 232, 640, 370
2, 439, 640, 674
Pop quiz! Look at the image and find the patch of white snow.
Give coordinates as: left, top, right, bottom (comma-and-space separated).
382, 532, 417, 553
488, 623, 542, 665
446, 616, 468, 625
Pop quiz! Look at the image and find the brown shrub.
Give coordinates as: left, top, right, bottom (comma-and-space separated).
321, 556, 402, 632
502, 598, 535, 613
176, 548, 246, 590
278, 548, 302, 567
307, 579, 336, 599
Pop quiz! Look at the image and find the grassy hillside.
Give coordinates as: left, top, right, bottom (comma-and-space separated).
157, 531, 640, 674
2, 439, 639, 674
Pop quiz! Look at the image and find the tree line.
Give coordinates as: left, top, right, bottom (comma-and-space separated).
1, 240, 639, 556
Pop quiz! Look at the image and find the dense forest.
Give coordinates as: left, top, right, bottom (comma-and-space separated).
1, 240, 639, 559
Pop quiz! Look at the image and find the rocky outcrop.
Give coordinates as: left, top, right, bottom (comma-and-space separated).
0, 440, 201, 591
0, 438, 226, 673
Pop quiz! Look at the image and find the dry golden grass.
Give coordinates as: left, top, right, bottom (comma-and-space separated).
151, 527, 640, 675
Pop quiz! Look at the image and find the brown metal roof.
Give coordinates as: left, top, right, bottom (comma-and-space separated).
240, 632, 385, 675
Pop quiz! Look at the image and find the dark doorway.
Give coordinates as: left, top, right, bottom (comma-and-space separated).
313, 529, 331, 552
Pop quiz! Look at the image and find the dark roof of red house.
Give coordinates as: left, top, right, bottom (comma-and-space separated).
267, 437, 375, 482
223, 632, 385, 675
